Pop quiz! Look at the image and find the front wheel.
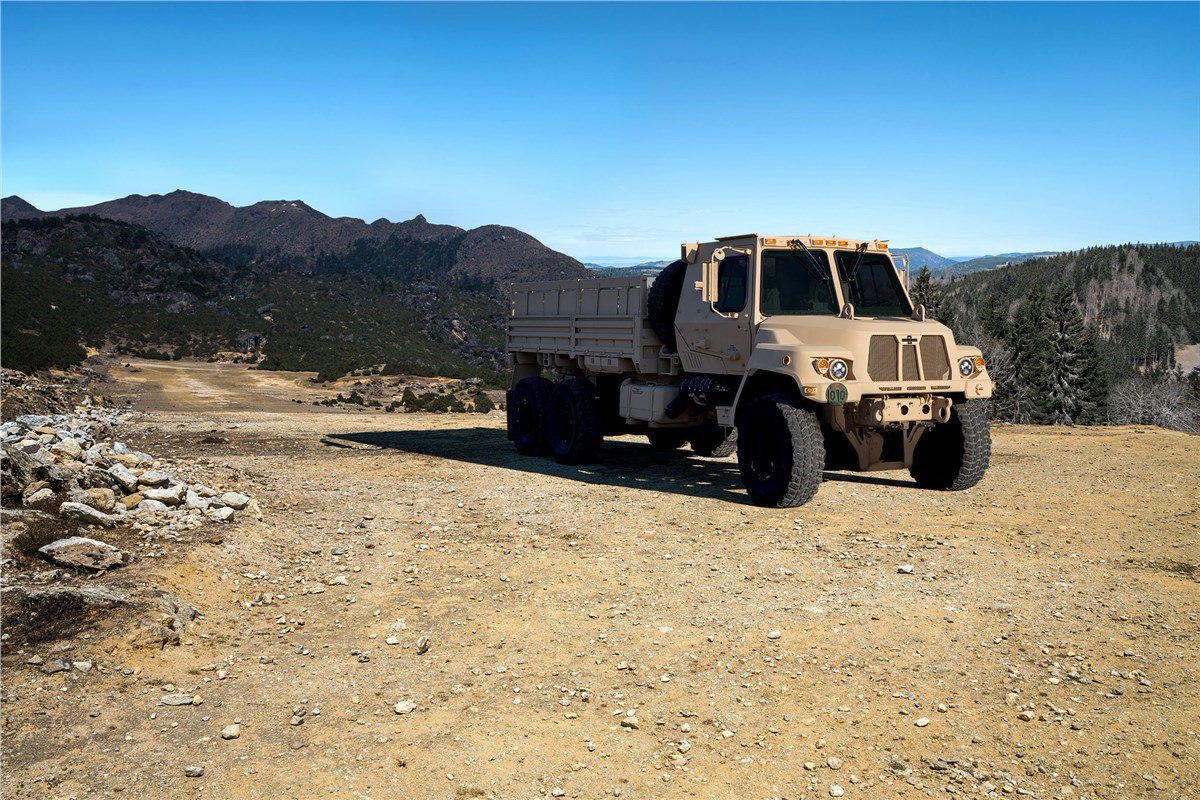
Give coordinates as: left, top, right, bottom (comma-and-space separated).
647, 429, 689, 450
737, 394, 824, 507
548, 378, 603, 464
909, 399, 991, 490
689, 423, 737, 457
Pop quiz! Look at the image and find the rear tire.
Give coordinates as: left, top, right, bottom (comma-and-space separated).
689, 424, 737, 458
508, 376, 553, 455
548, 378, 603, 464
647, 429, 689, 450
909, 399, 991, 490
647, 260, 687, 353
737, 394, 824, 507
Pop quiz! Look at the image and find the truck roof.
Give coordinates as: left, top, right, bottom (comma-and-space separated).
709, 235, 891, 250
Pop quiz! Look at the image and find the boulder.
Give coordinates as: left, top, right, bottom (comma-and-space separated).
38, 536, 128, 571
210, 507, 235, 522
120, 492, 145, 509
138, 499, 170, 513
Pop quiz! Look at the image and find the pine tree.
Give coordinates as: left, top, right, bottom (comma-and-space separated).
1077, 325, 1109, 423
1007, 286, 1052, 423
1043, 283, 1087, 424
909, 266, 955, 329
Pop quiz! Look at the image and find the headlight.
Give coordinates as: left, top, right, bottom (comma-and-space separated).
812, 357, 850, 379
955, 357, 984, 379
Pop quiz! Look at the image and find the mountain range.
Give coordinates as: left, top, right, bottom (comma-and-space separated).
1, 191, 588, 380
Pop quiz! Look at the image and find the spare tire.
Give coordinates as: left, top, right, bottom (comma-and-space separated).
647, 259, 688, 353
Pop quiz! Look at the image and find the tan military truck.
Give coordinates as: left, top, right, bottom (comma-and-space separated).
506, 234, 992, 507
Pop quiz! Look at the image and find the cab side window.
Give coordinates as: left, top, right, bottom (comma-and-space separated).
714, 255, 747, 313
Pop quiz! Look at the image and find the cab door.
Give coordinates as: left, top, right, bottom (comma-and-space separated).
675, 247, 756, 375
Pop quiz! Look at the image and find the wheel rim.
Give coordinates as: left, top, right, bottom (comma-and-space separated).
748, 434, 778, 482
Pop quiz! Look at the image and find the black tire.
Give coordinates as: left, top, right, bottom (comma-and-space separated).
647, 429, 689, 450
548, 378, 603, 464
736, 394, 824, 507
909, 399, 991, 490
508, 376, 553, 455
689, 424, 737, 458
647, 259, 687, 353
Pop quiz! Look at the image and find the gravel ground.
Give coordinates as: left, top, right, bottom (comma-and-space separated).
2, 360, 1197, 800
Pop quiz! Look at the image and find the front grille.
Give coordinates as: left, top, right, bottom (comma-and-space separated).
919, 336, 951, 379
902, 345, 919, 381
868, 336, 898, 381
867, 335, 950, 382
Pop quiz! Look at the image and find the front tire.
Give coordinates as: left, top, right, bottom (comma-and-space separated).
737, 394, 824, 507
508, 376, 553, 455
689, 423, 737, 458
909, 399, 991, 490
647, 429, 689, 450
548, 378, 603, 464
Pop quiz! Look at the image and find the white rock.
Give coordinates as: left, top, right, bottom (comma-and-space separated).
768, 629, 782, 640
185, 490, 209, 510
221, 492, 250, 510
394, 700, 417, 714
143, 485, 185, 505
50, 437, 83, 461
220, 723, 241, 740
138, 499, 170, 513
39, 536, 127, 570
24, 487, 54, 505
138, 470, 171, 487
210, 506, 235, 523
107, 464, 140, 493
59, 501, 122, 528
897, 564, 914, 574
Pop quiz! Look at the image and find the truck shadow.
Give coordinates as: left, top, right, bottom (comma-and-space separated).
323, 428, 922, 502
322, 428, 753, 503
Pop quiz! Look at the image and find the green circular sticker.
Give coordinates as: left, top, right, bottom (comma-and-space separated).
826, 383, 848, 405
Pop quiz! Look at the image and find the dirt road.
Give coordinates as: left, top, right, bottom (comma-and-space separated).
2, 360, 1197, 799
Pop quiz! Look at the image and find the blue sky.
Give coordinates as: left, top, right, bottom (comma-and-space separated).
2, 2, 1198, 260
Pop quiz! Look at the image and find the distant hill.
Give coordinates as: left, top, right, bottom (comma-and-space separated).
1, 193, 590, 380
891, 247, 960, 271
938, 251, 1060, 277
945, 243, 1200, 375
585, 260, 671, 278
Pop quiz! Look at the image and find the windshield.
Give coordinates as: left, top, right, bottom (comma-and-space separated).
833, 250, 912, 317
760, 248, 839, 316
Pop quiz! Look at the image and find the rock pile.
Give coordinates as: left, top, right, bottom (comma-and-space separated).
1, 405, 256, 539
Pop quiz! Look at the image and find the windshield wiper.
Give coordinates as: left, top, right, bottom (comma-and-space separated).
847, 241, 869, 283
787, 238, 832, 285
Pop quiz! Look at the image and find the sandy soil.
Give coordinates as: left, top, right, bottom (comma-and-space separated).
2, 360, 1197, 799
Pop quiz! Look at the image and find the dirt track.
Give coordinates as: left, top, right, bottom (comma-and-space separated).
2, 360, 1198, 799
